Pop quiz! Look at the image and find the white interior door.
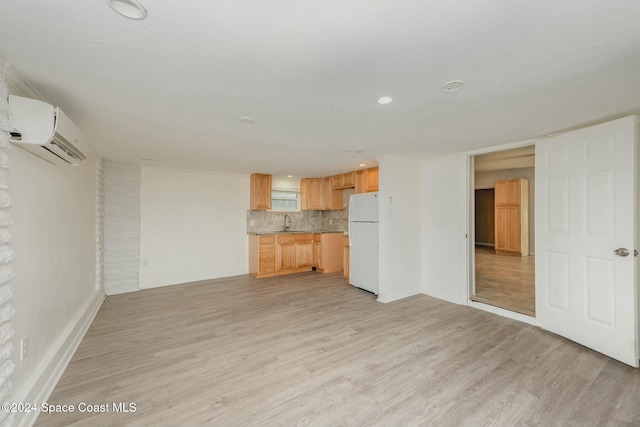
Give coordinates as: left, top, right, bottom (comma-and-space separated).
536, 115, 638, 367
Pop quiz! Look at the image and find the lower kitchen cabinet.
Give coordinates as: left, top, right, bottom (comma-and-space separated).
294, 235, 314, 267
249, 235, 276, 276
313, 232, 343, 273
275, 234, 314, 272
249, 232, 343, 278
277, 238, 297, 270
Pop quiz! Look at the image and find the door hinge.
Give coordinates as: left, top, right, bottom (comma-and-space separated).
635, 249, 638, 257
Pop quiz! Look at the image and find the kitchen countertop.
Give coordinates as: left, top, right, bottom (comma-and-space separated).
248, 230, 346, 236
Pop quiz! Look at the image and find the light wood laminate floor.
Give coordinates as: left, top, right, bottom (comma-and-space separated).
472, 246, 536, 317
36, 272, 639, 426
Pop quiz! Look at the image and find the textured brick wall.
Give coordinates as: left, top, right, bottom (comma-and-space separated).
104, 162, 140, 295
0, 57, 16, 427
95, 158, 104, 290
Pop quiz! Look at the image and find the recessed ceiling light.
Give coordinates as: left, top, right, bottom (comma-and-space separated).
377, 96, 393, 105
287, 175, 293, 178
359, 163, 366, 167
106, 0, 147, 20
441, 80, 464, 92
240, 116, 255, 124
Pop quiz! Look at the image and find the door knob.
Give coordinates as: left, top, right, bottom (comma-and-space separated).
614, 248, 630, 257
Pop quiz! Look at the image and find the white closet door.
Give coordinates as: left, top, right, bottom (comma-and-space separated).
535, 115, 638, 367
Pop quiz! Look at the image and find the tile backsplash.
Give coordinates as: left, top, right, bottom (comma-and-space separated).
247, 189, 353, 233
246, 209, 349, 233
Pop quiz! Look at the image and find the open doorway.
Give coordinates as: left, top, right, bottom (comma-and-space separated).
470, 146, 536, 317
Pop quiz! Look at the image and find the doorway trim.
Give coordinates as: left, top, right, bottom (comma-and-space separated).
465, 138, 539, 324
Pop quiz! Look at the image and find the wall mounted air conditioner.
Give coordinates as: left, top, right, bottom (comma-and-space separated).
8, 95, 87, 165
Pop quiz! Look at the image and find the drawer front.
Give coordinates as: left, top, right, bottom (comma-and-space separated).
259, 235, 275, 244
295, 233, 313, 243
277, 234, 297, 244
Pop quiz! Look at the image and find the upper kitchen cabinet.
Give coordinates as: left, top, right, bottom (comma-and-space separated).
356, 167, 379, 193
300, 178, 324, 210
331, 172, 356, 189
300, 165, 378, 210
250, 173, 272, 210
323, 177, 342, 210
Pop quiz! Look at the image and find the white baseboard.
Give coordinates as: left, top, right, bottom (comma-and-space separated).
15, 291, 105, 427
377, 288, 421, 303
422, 288, 466, 306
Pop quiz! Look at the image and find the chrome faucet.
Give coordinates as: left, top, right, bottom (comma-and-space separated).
283, 214, 292, 231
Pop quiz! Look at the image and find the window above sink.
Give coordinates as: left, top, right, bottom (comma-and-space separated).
271, 190, 300, 211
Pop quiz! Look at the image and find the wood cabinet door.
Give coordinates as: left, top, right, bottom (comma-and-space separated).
250, 173, 272, 210
308, 179, 324, 209
259, 254, 276, 273
277, 242, 296, 270
301, 178, 324, 210
507, 206, 522, 252
365, 167, 379, 192
494, 206, 508, 251
296, 242, 314, 267
342, 172, 356, 188
495, 180, 508, 206
330, 175, 342, 190
355, 170, 365, 194
314, 240, 322, 269
506, 179, 521, 204
259, 238, 276, 273
300, 178, 309, 210
323, 177, 332, 210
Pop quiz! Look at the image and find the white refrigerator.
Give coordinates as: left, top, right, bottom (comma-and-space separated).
348, 192, 379, 294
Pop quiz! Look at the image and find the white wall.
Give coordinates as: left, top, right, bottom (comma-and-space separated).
377, 156, 422, 303
420, 153, 468, 305
475, 167, 535, 254
139, 166, 249, 289
10, 142, 103, 418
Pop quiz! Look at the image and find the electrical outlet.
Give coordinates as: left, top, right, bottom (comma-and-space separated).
329, 219, 333, 225
249, 220, 255, 226
20, 336, 28, 361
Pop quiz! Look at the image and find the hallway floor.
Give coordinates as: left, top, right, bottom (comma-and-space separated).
472, 246, 535, 317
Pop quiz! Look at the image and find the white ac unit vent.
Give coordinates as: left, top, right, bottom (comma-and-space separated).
8, 95, 88, 165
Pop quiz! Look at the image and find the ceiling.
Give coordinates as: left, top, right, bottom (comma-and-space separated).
0, 1, 638, 179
